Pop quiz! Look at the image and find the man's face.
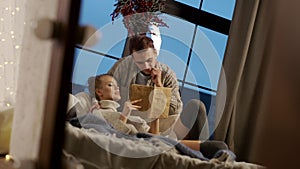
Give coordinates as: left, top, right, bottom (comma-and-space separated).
132, 48, 157, 75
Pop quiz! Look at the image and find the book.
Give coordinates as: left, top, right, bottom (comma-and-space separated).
129, 84, 171, 119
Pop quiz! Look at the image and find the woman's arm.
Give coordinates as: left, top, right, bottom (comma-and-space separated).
119, 99, 142, 123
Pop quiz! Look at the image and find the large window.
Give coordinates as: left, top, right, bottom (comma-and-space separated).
72, 0, 236, 108
175, 0, 236, 20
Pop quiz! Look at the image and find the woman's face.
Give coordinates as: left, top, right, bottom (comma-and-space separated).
96, 76, 121, 101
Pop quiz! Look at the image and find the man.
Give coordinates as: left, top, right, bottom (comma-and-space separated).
108, 35, 182, 113
108, 35, 208, 140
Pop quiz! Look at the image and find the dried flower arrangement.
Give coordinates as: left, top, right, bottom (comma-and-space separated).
111, 0, 168, 35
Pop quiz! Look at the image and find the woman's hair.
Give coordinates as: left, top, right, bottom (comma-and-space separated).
88, 74, 113, 101
129, 35, 156, 54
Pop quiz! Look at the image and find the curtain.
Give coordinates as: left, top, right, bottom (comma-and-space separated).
0, 0, 25, 154
0, 0, 25, 111
213, 0, 275, 162
250, 0, 300, 168
1, 0, 58, 160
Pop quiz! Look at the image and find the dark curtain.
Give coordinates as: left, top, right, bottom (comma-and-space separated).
213, 0, 275, 162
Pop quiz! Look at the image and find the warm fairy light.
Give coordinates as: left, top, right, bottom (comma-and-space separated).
5, 155, 12, 161
1, 2, 24, 110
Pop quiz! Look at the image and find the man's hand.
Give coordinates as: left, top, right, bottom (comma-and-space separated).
151, 67, 162, 87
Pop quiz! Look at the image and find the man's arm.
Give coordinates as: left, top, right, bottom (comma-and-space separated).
162, 69, 183, 115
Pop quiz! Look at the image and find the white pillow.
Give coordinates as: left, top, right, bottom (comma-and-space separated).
74, 92, 97, 116
67, 94, 79, 112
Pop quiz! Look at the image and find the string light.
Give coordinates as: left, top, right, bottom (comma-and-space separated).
1, 3, 23, 110
5, 154, 12, 161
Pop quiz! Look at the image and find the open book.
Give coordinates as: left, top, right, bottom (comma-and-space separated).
129, 84, 171, 119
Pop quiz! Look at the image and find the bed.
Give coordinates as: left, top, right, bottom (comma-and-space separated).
63, 93, 265, 169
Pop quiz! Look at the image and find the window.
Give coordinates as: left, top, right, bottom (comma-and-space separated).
156, 14, 195, 80
202, 0, 236, 20
72, 0, 236, 113
175, 0, 201, 8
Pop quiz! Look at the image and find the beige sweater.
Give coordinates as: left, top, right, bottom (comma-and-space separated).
92, 100, 150, 135
108, 55, 183, 116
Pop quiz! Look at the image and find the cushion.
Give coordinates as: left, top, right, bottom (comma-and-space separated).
74, 92, 95, 116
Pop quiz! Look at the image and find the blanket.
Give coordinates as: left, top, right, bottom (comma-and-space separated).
64, 114, 265, 169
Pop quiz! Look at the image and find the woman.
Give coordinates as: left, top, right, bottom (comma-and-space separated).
87, 73, 150, 134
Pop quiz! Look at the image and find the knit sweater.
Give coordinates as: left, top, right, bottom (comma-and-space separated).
108, 55, 183, 115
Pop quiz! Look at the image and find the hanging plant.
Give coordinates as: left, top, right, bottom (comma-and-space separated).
111, 0, 168, 36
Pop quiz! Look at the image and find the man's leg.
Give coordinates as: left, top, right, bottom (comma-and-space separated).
175, 99, 209, 140
200, 140, 229, 159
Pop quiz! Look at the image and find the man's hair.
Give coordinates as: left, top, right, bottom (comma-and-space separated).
87, 74, 113, 100
129, 35, 156, 54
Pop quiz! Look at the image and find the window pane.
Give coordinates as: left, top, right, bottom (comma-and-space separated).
186, 52, 215, 91
180, 84, 215, 108
198, 26, 228, 61
201, 0, 236, 20
79, 0, 127, 58
186, 26, 227, 92
96, 57, 117, 75
175, 0, 201, 8
157, 36, 190, 80
180, 84, 201, 105
79, 0, 114, 29
158, 14, 195, 80
72, 48, 116, 86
